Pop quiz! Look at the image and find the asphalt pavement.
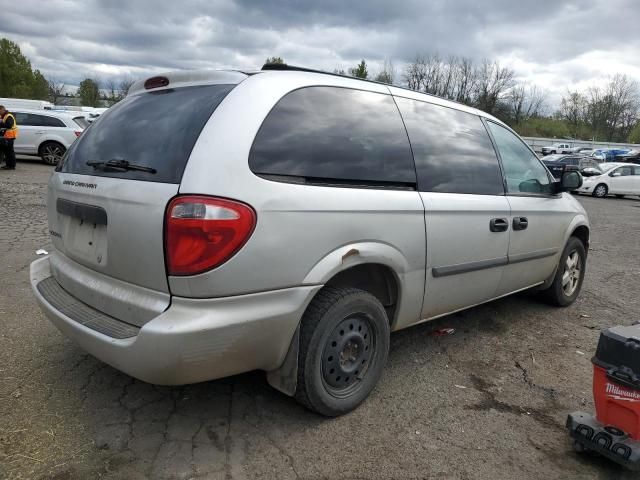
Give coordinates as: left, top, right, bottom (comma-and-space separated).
1, 160, 639, 479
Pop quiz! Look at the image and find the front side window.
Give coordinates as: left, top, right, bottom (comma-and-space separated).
14, 113, 39, 126
487, 122, 552, 195
249, 87, 416, 187
394, 97, 504, 195
615, 166, 634, 176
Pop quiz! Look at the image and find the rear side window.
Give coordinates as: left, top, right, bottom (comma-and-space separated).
394, 97, 504, 195
73, 116, 89, 129
60, 84, 235, 183
41, 115, 66, 127
249, 87, 416, 187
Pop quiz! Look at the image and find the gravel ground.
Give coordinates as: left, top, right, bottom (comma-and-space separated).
1, 160, 639, 480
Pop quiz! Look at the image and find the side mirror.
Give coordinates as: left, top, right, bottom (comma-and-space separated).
610, 172, 621, 177
555, 171, 582, 193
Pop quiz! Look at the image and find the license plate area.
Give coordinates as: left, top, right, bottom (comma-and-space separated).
57, 198, 108, 267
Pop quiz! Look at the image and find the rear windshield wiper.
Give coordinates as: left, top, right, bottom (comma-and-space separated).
86, 159, 157, 174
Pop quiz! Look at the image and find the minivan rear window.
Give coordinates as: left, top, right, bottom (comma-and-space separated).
59, 84, 235, 183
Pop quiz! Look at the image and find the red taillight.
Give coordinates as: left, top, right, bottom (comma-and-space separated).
165, 196, 256, 276
74, 131, 82, 137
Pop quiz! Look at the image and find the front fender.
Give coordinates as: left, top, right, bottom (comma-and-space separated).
564, 213, 590, 247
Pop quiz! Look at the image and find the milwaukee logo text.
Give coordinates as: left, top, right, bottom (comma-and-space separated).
606, 382, 640, 402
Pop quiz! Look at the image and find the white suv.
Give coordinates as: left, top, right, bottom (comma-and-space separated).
12, 109, 87, 164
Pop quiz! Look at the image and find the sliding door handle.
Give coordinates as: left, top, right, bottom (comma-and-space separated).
490, 218, 509, 232
513, 217, 528, 231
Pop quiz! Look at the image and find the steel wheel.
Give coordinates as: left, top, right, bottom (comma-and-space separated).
562, 250, 582, 297
593, 184, 607, 198
41, 143, 65, 165
321, 314, 374, 397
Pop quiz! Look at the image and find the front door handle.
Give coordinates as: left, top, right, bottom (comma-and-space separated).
513, 217, 528, 231
490, 218, 509, 232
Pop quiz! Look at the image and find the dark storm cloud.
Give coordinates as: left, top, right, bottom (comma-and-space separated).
0, 0, 638, 102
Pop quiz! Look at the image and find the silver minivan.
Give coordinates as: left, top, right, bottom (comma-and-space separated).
30, 66, 589, 416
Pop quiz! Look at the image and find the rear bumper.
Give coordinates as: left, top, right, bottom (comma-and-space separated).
31, 256, 321, 385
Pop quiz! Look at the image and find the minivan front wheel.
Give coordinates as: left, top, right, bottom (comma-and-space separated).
295, 286, 390, 416
541, 237, 586, 307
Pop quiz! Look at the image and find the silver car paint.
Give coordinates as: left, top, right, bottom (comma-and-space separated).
31, 69, 590, 389
418, 193, 511, 322
32, 256, 320, 384
174, 72, 426, 328
497, 194, 581, 295
48, 251, 170, 326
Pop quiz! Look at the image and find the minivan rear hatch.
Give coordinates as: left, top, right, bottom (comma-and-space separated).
49, 72, 244, 324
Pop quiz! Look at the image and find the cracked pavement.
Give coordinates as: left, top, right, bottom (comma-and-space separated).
2, 160, 639, 479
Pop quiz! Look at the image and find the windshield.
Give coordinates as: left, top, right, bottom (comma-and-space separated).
599, 163, 619, 173
59, 84, 235, 183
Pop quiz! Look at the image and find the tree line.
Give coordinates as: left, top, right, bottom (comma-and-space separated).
268, 54, 640, 143
0, 38, 134, 108
358, 54, 639, 144
1, 37, 638, 143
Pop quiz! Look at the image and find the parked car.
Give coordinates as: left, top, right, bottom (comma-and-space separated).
30, 67, 589, 417
12, 109, 85, 164
541, 142, 573, 155
591, 148, 632, 162
577, 162, 640, 198
542, 154, 601, 180
568, 146, 594, 155
613, 150, 640, 164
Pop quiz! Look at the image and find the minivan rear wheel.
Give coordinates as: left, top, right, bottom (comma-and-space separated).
540, 237, 586, 307
295, 286, 389, 416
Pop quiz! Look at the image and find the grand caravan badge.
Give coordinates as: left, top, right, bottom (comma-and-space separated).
62, 179, 97, 189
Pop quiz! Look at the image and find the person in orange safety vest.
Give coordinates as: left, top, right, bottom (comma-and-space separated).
0, 105, 18, 170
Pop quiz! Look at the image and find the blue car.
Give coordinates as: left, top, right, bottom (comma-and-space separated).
592, 148, 631, 162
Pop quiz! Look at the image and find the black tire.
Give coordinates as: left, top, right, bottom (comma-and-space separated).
540, 237, 586, 307
592, 183, 608, 198
295, 286, 390, 416
615, 194, 625, 199
39, 141, 66, 165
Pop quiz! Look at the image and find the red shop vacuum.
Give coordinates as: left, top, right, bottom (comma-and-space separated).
567, 324, 640, 470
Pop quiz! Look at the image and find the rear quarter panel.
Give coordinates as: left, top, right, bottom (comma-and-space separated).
176, 73, 426, 328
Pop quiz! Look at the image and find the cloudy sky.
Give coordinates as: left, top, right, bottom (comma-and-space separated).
1, 0, 639, 106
